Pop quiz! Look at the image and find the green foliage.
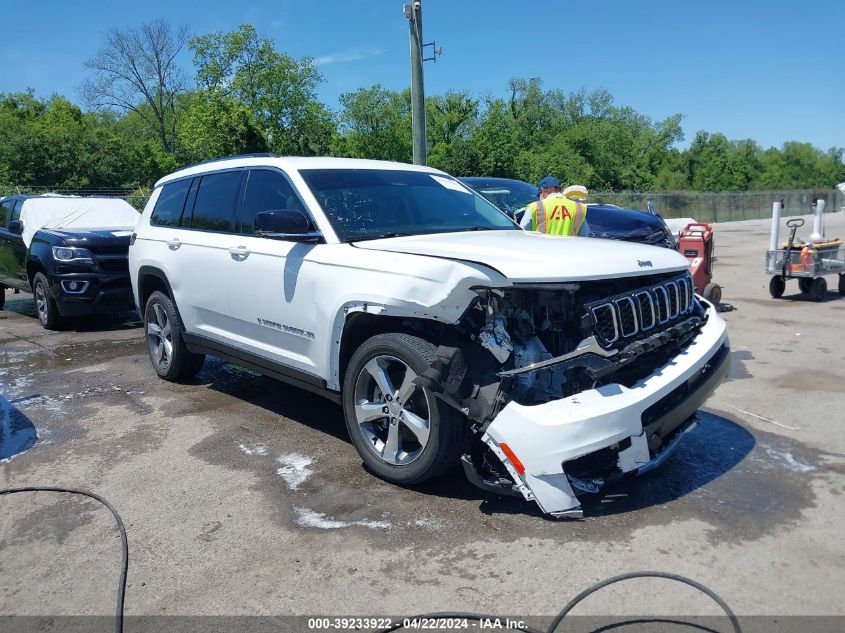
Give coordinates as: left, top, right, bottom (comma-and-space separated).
2, 23, 843, 195
335, 85, 412, 162
177, 92, 268, 164
189, 24, 332, 156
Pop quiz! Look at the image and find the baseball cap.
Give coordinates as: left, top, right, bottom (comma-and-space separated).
537, 176, 561, 190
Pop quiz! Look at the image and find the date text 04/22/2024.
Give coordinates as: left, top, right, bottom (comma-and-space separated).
306, 617, 527, 630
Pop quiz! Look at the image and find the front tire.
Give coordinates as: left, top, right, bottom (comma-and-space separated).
33, 273, 61, 329
144, 291, 205, 381
342, 332, 466, 485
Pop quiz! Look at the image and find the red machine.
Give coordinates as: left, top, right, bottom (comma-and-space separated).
678, 223, 721, 303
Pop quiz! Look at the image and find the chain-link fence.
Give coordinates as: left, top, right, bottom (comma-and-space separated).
3, 185, 843, 224
591, 188, 844, 223
0, 185, 151, 211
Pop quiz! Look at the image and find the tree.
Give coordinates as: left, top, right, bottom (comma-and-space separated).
82, 19, 188, 152
178, 92, 268, 163
470, 98, 517, 177
335, 85, 412, 162
426, 92, 479, 175
189, 24, 333, 155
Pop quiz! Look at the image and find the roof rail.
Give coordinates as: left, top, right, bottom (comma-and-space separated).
178, 152, 281, 171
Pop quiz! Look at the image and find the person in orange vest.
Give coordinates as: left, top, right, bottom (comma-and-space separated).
519, 176, 590, 236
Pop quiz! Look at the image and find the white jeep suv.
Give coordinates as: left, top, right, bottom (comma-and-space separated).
129, 154, 729, 518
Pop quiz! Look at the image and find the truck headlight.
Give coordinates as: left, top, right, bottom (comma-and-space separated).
52, 246, 93, 262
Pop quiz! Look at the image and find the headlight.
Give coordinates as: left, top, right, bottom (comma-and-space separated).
52, 246, 93, 262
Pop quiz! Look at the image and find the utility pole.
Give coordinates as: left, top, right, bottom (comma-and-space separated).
405, 1, 426, 165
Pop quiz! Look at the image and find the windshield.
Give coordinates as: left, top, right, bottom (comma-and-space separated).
299, 169, 517, 242
463, 180, 538, 217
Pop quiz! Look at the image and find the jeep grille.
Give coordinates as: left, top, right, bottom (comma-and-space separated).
586, 273, 695, 348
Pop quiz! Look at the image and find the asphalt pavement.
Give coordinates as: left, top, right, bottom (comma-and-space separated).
1, 212, 844, 625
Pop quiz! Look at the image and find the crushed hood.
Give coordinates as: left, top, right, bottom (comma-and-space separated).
355, 230, 690, 282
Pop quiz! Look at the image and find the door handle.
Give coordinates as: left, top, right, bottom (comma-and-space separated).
166, 238, 181, 250
229, 246, 251, 259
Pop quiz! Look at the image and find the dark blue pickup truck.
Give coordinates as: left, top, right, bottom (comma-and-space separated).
0, 195, 139, 328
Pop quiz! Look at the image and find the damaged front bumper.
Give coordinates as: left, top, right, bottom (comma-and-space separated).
481, 304, 729, 518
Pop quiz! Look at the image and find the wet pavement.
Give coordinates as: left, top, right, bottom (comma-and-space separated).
1, 213, 845, 620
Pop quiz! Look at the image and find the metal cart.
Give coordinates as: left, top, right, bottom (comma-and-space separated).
766, 218, 845, 301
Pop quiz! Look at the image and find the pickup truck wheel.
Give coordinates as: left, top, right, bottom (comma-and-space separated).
33, 273, 62, 330
144, 291, 205, 381
343, 333, 466, 485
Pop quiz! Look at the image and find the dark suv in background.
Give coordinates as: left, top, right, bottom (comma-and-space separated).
0, 194, 139, 328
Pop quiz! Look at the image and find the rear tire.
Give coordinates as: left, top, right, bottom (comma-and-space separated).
798, 278, 812, 294
768, 276, 785, 299
342, 332, 467, 485
33, 273, 62, 330
808, 277, 827, 302
144, 291, 205, 381
703, 282, 721, 304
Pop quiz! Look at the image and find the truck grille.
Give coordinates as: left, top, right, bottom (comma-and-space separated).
94, 254, 129, 273
586, 273, 695, 348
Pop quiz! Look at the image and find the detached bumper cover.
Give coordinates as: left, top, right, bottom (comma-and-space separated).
482, 305, 729, 516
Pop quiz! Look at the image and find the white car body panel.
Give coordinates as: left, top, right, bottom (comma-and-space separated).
130, 156, 729, 518
483, 304, 727, 515
356, 230, 690, 282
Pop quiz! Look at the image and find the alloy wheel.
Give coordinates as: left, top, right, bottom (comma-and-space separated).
35, 283, 48, 324
352, 354, 432, 465
146, 303, 173, 370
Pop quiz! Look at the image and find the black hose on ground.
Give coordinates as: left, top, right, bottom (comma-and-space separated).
1, 487, 742, 633
0, 487, 128, 633
378, 570, 742, 633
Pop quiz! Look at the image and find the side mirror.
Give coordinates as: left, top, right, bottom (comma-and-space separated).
8, 220, 23, 235
254, 210, 322, 242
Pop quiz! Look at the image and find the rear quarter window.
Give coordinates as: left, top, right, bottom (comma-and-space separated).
151, 180, 191, 227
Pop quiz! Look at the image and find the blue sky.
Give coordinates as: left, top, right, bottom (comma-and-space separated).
1, 0, 843, 150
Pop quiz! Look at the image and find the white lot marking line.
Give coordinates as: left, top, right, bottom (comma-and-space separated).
276, 453, 314, 490
294, 507, 390, 530
713, 401, 799, 431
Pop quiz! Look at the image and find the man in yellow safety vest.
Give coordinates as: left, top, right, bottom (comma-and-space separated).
519, 176, 590, 236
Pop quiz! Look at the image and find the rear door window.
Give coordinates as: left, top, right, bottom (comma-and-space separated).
188, 171, 244, 233
241, 170, 307, 235
151, 180, 191, 226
